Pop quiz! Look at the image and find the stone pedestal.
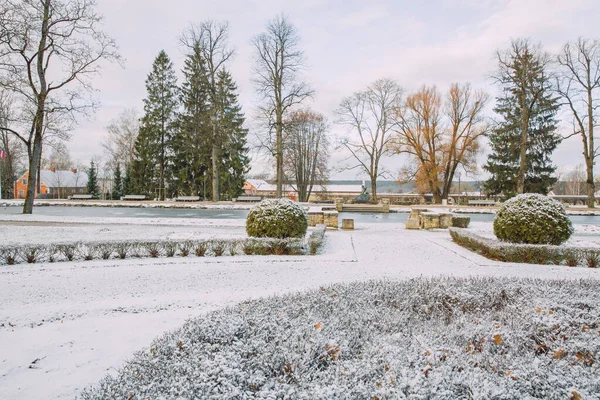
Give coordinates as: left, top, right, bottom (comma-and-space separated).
308, 211, 324, 227
382, 198, 390, 213
420, 212, 440, 229
342, 218, 354, 230
409, 207, 429, 219
324, 211, 339, 229
438, 212, 453, 229
405, 217, 421, 229
334, 199, 343, 212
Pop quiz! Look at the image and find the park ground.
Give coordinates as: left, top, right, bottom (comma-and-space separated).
0, 210, 599, 399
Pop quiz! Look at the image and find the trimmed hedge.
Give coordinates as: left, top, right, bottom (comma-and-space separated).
0, 233, 325, 266
246, 198, 308, 238
493, 193, 573, 245
451, 215, 471, 228
450, 227, 598, 266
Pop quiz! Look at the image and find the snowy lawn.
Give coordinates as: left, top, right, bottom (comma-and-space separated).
1, 217, 600, 399
80, 277, 600, 400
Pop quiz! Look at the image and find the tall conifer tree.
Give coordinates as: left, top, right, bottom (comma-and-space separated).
86, 160, 100, 198
171, 43, 211, 197
132, 50, 178, 199
484, 75, 561, 197
484, 39, 560, 197
112, 163, 122, 200
215, 69, 250, 200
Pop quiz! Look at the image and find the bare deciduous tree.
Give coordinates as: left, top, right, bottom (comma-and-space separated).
42, 141, 72, 170
103, 108, 140, 170
0, 91, 26, 199
335, 78, 402, 202
252, 14, 313, 198
282, 109, 329, 202
182, 21, 234, 202
495, 38, 554, 195
392, 84, 488, 203
557, 38, 600, 208
0, 0, 120, 213
564, 164, 587, 196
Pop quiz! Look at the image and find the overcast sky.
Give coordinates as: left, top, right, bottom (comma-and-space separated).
71, 0, 599, 180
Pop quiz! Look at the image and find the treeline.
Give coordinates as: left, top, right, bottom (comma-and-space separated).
114, 23, 250, 201
337, 37, 599, 206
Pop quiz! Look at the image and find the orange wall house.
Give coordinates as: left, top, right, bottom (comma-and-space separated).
13, 168, 88, 199
14, 172, 49, 199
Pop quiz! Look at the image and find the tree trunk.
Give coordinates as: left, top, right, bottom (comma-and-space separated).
370, 177, 377, 203
24, 113, 44, 214
586, 78, 595, 208
211, 142, 218, 202
276, 113, 283, 198
516, 107, 529, 194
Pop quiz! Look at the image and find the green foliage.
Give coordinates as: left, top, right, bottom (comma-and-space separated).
215, 70, 250, 200
86, 161, 100, 198
451, 216, 471, 228
131, 50, 178, 198
246, 199, 308, 239
112, 163, 122, 200
493, 194, 573, 245
484, 41, 561, 198
170, 42, 211, 198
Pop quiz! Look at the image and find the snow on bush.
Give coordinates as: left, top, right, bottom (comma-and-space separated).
80, 277, 600, 400
494, 193, 573, 245
246, 198, 308, 239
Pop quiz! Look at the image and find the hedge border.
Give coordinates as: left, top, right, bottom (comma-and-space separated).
449, 227, 599, 267
0, 226, 327, 266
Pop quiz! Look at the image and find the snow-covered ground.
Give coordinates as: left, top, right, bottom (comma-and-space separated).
1, 216, 599, 399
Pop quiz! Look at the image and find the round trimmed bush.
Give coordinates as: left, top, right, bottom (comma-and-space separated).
246, 198, 308, 239
493, 193, 573, 245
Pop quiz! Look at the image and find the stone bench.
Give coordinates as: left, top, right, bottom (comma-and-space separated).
68, 194, 93, 200
175, 196, 200, 202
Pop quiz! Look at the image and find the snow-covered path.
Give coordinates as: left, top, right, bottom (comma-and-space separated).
1, 221, 599, 399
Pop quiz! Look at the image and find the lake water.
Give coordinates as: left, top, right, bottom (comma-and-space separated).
0, 206, 599, 225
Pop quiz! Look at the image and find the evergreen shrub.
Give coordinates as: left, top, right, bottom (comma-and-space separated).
493, 193, 573, 245
246, 199, 308, 239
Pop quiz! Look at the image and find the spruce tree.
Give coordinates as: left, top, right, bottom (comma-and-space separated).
215, 69, 250, 200
130, 125, 156, 196
86, 161, 100, 198
170, 42, 211, 198
484, 82, 560, 198
122, 164, 132, 196
112, 163, 122, 200
484, 39, 561, 198
135, 50, 178, 200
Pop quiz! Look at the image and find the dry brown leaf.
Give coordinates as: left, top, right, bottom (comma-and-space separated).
325, 343, 340, 360
570, 390, 582, 400
493, 334, 503, 345
314, 321, 323, 332
553, 348, 567, 359
535, 306, 542, 313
